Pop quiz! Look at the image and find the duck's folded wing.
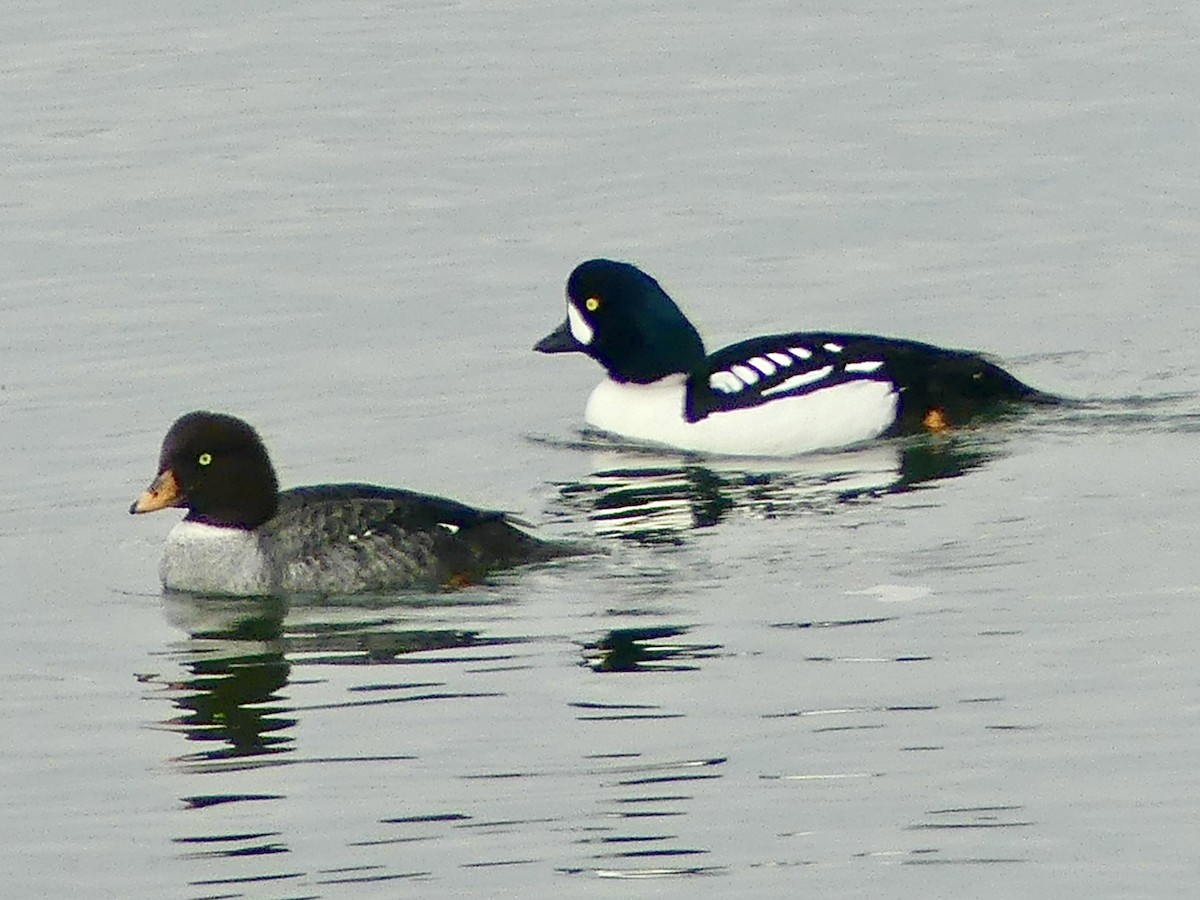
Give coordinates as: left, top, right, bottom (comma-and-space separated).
684, 332, 891, 423
280, 483, 511, 528
267, 485, 550, 590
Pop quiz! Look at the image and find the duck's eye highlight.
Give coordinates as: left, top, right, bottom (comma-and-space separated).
585, 297, 601, 312
198, 453, 213, 466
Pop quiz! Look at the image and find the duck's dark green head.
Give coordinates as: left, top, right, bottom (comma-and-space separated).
130, 411, 280, 529
534, 259, 706, 383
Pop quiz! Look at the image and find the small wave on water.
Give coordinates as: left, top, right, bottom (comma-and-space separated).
1007, 388, 1200, 435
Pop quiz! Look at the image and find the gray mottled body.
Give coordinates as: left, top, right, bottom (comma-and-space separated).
159, 486, 562, 596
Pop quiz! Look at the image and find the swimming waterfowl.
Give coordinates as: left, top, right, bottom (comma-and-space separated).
131, 411, 570, 595
535, 259, 1054, 456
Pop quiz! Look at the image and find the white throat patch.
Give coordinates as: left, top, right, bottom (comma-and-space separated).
566, 302, 594, 346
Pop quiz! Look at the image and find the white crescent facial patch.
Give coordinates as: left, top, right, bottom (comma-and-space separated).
567, 302, 594, 346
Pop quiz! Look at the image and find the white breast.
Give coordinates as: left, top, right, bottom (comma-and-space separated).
583, 375, 898, 457
159, 520, 272, 596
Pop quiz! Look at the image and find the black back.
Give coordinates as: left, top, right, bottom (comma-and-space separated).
685, 332, 1052, 433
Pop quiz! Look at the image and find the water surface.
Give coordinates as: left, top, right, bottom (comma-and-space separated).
3, 1, 1199, 897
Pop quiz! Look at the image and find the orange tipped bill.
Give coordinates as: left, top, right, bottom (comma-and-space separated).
130, 468, 184, 514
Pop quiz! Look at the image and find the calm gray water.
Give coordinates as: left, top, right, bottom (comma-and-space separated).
3, 2, 1199, 897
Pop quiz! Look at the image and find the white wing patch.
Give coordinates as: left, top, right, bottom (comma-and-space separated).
760, 365, 834, 397
709, 370, 744, 394
707, 347, 886, 397
437, 522, 461, 534
845, 360, 884, 373
730, 363, 759, 384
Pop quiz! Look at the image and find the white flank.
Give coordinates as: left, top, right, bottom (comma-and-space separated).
767, 352, 794, 366
760, 365, 834, 396
566, 302, 594, 346
584, 375, 899, 457
789, 346, 813, 359
160, 520, 270, 595
823, 342, 844, 353
845, 360, 884, 373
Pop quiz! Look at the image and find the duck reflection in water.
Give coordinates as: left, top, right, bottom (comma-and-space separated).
550, 433, 995, 541
149, 592, 513, 768
581, 626, 722, 673
143, 591, 534, 885
147, 595, 295, 766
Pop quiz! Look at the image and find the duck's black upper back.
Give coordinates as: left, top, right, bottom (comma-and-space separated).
270, 483, 563, 584
685, 329, 1053, 432
277, 483, 509, 531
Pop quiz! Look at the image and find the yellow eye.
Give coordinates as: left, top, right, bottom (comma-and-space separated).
198, 453, 212, 466
585, 297, 601, 312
